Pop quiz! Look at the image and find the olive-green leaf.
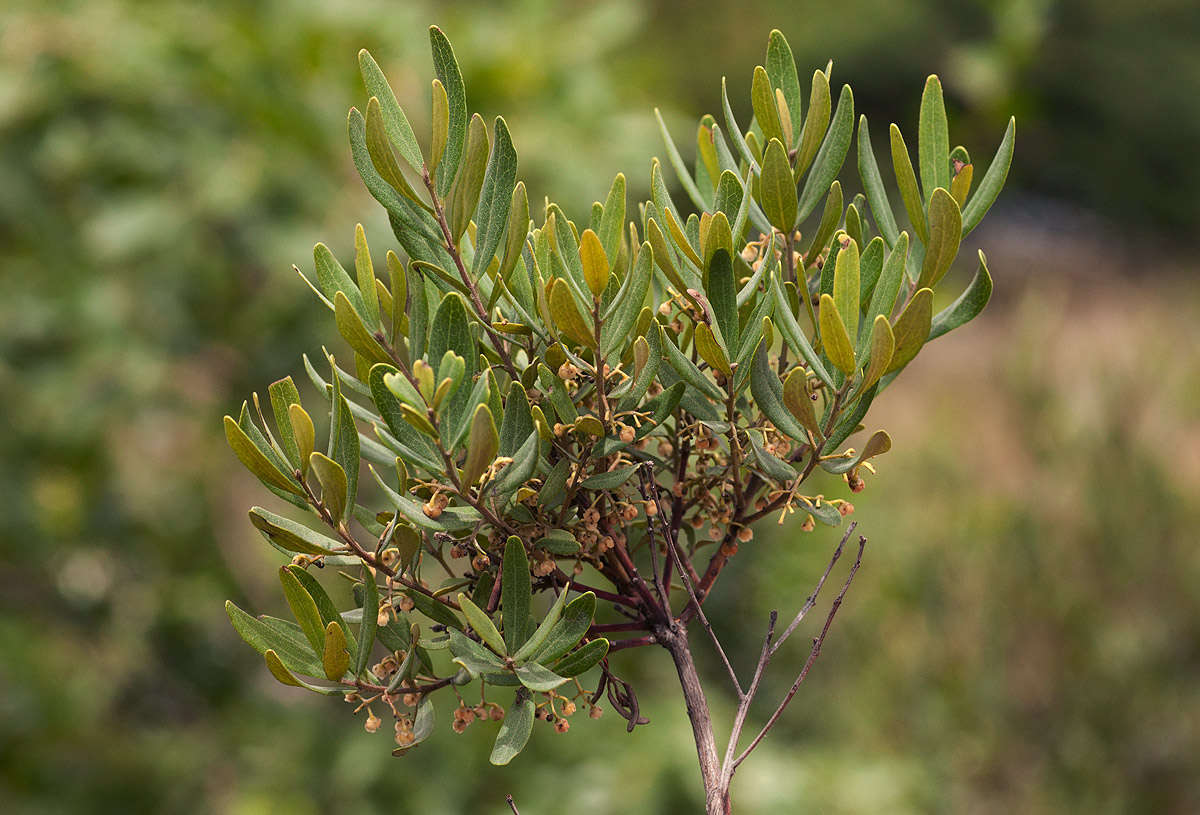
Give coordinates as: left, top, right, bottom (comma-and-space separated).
749, 340, 809, 441
707, 247, 739, 351
695, 322, 732, 377
579, 228, 610, 298
795, 69, 831, 178
548, 278, 596, 348
890, 125, 927, 243
334, 291, 391, 365
226, 601, 324, 678
430, 78, 449, 174
859, 315, 894, 392
308, 452, 348, 524
886, 288, 933, 374
766, 30, 803, 137
598, 172, 626, 261
429, 26, 467, 197
449, 628, 506, 676
248, 507, 341, 556
461, 403, 499, 486
918, 188, 962, 289
515, 662, 568, 692
832, 237, 860, 341
856, 116, 900, 246
264, 650, 342, 694
819, 293, 856, 374
327, 367, 360, 516
224, 416, 303, 496
526, 592, 595, 664
918, 75, 951, 201
472, 116, 518, 275
760, 138, 797, 233
752, 65, 785, 149
802, 180, 843, 264
358, 49, 424, 171
268, 377, 302, 471
322, 620, 350, 681
768, 273, 835, 390
355, 569, 379, 678
287, 404, 315, 476
513, 586, 571, 664
661, 325, 724, 402
821, 429, 893, 474
962, 117, 1015, 237
552, 638, 610, 677
502, 536, 532, 653
449, 113, 488, 242
580, 466, 637, 490
782, 368, 822, 441
364, 97, 428, 215
279, 566, 325, 654
490, 692, 534, 766
797, 84, 854, 220
929, 250, 993, 341
457, 592, 506, 655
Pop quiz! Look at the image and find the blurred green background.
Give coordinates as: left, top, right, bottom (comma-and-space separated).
2, 0, 1198, 812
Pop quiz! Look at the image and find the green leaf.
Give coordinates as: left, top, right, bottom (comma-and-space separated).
797, 84, 854, 220
654, 109, 710, 213
794, 69, 831, 177
890, 125, 927, 243
288, 404, 315, 476
822, 429, 892, 474
819, 293, 856, 374
886, 288, 933, 374
707, 248, 739, 350
492, 428, 536, 496
279, 566, 325, 654
513, 587, 571, 663
430, 78, 449, 173
859, 315, 895, 392
358, 49, 424, 171
355, 569, 379, 678
308, 452, 348, 524
449, 113, 488, 242
226, 601, 325, 678
264, 650, 344, 695
515, 662, 569, 692
580, 466, 637, 490
766, 30, 803, 137
598, 173, 626, 262
224, 415, 303, 496
401, 586, 463, 631
286, 566, 355, 663
457, 592, 506, 655
490, 692, 535, 766
548, 278, 596, 348
856, 116, 900, 246
534, 529, 579, 556
782, 368, 822, 441
472, 116, 518, 276
802, 179, 844, 264
579, 228, 610, 298
498, 181, 529, 285
918, 75, 951, 202
601, 243, 653, 356
334, 291, 391, 365
752, 65, 785, 149
930, 250, 993, 341
694, 322, 732, 377
768, 273, 835, 390
502, 536, 533, 653
526, 592, 596, 664
429, 26, 467, 197
832, 238, 860, 341
796, 494, 843, 526
661, 325, 724, 402
498, 381, 534, 457
327, 364, 360, 517
365, 97, 429, 215
322, 620, 350, 681
461, 403, 499, 486
760, 138, 797, 233
863, 231, 909, 334
313, 242, 369, 320
449, 628, 506, 676
552, 638, 610, 677
749, 340, 809, 442
248, 507, 341, 556
918, 188, 962, 289
268, 377, 303, 472
962, 117, 1015, 236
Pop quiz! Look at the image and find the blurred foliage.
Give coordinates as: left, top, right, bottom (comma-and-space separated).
0, 0, 1197, 812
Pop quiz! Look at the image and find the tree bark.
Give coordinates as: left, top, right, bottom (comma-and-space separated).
659, 623, 730, 814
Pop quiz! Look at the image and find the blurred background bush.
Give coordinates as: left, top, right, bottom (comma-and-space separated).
1, 0, 1197, 812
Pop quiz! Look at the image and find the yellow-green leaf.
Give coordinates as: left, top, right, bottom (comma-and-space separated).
309, 451, 348, 524
548, 278, 595, 348
579, 228, 609, 298
859, 315, 894, 391
461, 403, 499, 486
950, 163, 973, 208
430, 78, 448, 174
322, 620, 350, 681
918, 187, 963, 289
795, 69, 831, 177
832, 237, 860, 341
287, 403, 315, 476
890, 124, 927, 243
782, 368, 822, 441
819, 293, 856, 374
224, 416, 303, 496
751, 65, 785, 149
334, 291, 391, 366
760, 138, 797, 233
694, 322, 732, 377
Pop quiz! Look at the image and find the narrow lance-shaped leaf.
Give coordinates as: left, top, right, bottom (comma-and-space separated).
890, 125, 927, 243
354, 568, 379, 678
765, 29, 803, 136
832, 237, 860, 341
358, 49, 424, 171
929, 250, 993, 341
430, 78, 448, 174
224, 416, 303, 496
430, 26, 467, 197
327, 361, 360, 515
819, 293, 857, 375
751, 65, 785, 148
548, 278, 595, 348
279, 567, 325, 654
760, 138, 797, 233
859, 315, 894, 392
364, 97, 429, 215
502, 536, 532, 653
962, 117, 1015, 236
268, 377, 302, 471
490, 691, 535, 766
918, 75, 951, 199
458, 592, 506, 655
797, 84, 854, 220
449, 113, 488, 242
472, 116, 518, 275
598, 173, 626, 261
794, 69, 831, 178
856, 116, 900, 246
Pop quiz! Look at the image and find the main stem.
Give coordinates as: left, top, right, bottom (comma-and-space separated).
658, 622, 730, 814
